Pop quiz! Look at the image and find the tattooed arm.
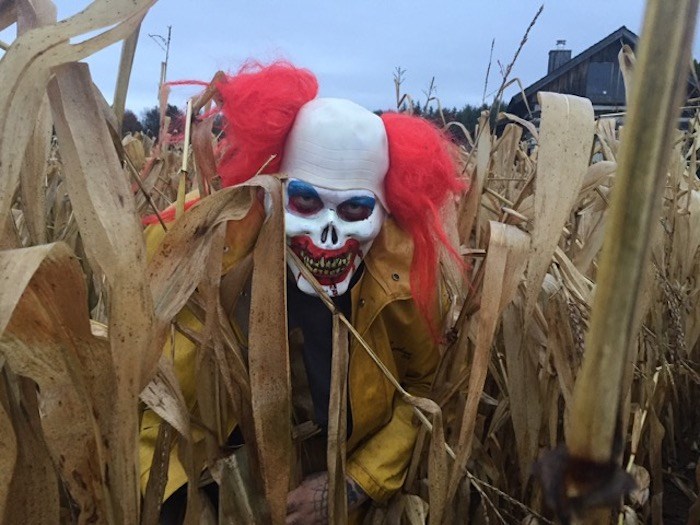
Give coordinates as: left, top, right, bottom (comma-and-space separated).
346, 475, 369, 511
285, 472, 369, 524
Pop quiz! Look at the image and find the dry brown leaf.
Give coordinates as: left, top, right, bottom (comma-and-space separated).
0, 373, 59, 525
48, 62, 154, 522
0, 242, 115, 523
192, 114, 218, 197
523, 92, 594, 325
210, 448, 267, 524
457, 111, 491, 244
327, 315, 349, 524
0, 377, 16, 518
499, 112, 539, 142
140, 356, 191, 439
197, 222, 229, 461
503, 299, 543, 489
579, 160, 616, 197
19, 94, 52, 246
15, 0, 55, 32
447, 221, 529, 503
619, 44, 637, 103
0, 0, 17, 31
0, 0, 155, 244
124, 134, 147, 172
247, 176, 292, 524
147, 185, 255, 383
546, 296, 577, 409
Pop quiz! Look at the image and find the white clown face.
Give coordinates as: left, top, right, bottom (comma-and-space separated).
285, 178, 386, 297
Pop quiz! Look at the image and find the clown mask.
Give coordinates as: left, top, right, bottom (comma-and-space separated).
285, 179, 386, 296
281, 97, 390, 297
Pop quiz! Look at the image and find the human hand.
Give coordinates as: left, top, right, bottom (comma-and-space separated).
285, 472, 369, 524
286, 472, 328, 525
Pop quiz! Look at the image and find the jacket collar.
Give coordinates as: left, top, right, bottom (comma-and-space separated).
351, 218, 413, 333
363, 218, 413, 299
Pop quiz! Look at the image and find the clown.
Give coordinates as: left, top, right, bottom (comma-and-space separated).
140, 61, 464, 524
282, 98, 389, 298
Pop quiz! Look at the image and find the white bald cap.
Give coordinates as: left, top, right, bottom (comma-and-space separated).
281, 98, 390, 211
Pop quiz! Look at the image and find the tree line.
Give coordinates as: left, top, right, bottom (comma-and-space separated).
123, 101, 490, 144
122, 104, 184, 137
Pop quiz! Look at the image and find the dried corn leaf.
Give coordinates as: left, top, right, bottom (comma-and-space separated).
113, 22, 141, 128
619, 45, 637, 103
196, 223, 229, 460
447, 221, 529, 502
140, 356, 191, 438
0, 378, 16, 518
499, 112, 539, 142
211, 447, 267, 524
406, 396, 447, 525
0, 242, 115, 523
327, 315, 349, 525
523, 92, 594, 324
0, 0, 155, 243
141, 421, 175, 525
247, 176, 292, 524
546, 296, 577, 410
579, 160, 616, 197
0, 373, 59, 525
48, 62, 154, 522
0, 0, 17, 31
148, 178, 287, 522
147, 185, 255, 381
15, 0, 55, 32
502, 299, 542, 489
673, 188, 700, 283
192, 115, 218, 197
458, 111, 491, 244
124, 134, 147, 172
19, 94, 52, 245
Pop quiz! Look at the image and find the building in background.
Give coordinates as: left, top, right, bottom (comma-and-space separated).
505, 26, 699, 126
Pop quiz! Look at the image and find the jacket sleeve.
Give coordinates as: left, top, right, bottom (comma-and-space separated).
345, 298, 439, 502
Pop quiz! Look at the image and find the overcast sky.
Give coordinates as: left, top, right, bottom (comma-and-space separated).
2, 1, 699, 117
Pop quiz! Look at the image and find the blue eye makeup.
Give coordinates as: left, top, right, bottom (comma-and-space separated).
343, 196, 375, 210
337, 196, 375, 221
287, 180, 324, 215
287, 180, 321, 200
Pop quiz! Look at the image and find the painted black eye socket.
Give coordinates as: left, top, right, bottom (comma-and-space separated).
289, 194, 323, 214
337, 200, 374, 221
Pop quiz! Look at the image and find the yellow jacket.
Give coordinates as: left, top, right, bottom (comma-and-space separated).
139, 199, 440, 504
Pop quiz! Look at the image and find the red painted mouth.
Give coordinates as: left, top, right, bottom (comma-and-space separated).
289, 236, 360, 285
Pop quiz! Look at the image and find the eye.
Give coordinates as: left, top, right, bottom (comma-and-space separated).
289, 194, 323, 215
337, 197, 375, 221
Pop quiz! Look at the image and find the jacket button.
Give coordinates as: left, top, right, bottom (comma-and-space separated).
392, 273, 400, 281
359, 299, 366, 307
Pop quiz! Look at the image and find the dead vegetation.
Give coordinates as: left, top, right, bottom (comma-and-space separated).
0, 0, 699, 524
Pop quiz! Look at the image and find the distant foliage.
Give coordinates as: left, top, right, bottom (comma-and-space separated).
122, 109, 142, 135
417, 102, 488, 143
140, 104, 184, 137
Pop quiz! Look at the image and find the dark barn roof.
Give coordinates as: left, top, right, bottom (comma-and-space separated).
506, 26, 638, 119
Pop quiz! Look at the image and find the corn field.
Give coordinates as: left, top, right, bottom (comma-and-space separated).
0, 0, 699, 524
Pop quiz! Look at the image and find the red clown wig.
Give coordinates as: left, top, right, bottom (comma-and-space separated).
216, 61, 318, 186
216, 61, 464, 332
380, 112, 464, 330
